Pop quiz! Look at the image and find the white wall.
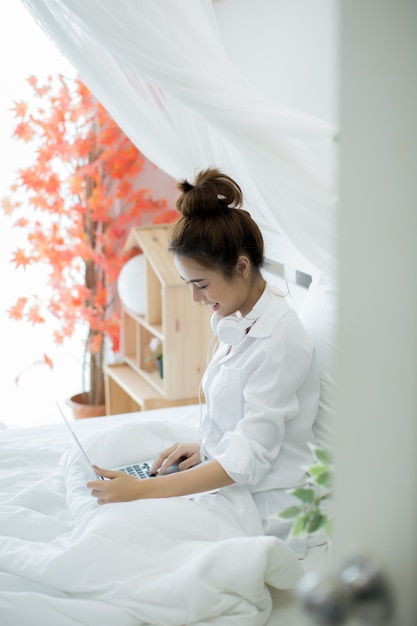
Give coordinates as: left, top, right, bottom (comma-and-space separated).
139, 161, 178, 210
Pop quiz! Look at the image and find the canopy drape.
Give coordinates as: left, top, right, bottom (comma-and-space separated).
21, 0, 339, 281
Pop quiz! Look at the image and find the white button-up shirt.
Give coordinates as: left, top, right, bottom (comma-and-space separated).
200, 285, 320, 538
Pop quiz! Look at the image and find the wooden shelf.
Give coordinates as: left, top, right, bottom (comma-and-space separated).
124, 356, 163, 395
105, 364, 200, 414
104, 225, 212, 415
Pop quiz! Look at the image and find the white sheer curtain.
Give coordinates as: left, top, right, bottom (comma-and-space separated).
19, 0, 338, 448
21, 0, 338, 281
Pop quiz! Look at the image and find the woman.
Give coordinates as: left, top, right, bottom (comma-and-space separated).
88, 167, 320, 542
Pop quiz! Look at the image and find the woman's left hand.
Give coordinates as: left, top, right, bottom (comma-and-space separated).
88, 458, 234, 504
87, 466, 151, 504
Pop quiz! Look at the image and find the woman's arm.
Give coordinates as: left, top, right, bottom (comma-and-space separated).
87, 459, 234, 505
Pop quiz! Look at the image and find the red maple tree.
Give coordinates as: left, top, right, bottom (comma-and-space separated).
2, 74, 177, 407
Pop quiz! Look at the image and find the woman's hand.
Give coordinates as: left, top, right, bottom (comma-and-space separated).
87, 442, 201, 504
150, 442, 201, 476
88, 457, 235, 504
87, 466, 150, 504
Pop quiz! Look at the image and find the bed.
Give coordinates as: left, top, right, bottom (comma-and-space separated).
0, 259, 335, 626
0, 403, 328, 626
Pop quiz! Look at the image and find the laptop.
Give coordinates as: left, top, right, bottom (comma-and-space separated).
57, 401, 161, 481
57, 402, 217, 497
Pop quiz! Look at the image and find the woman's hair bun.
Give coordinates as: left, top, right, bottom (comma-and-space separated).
169, 167, 264, 274
176, 167, 243, 219
177, 180, 194, 194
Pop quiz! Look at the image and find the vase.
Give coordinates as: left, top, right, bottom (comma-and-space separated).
66, 393, 106, 419
117, 254, 147, 315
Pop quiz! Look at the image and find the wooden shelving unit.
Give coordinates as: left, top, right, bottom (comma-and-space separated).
105, 225, 212, 415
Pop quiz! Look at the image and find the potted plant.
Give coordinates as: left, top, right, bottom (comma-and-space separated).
146, 337, 163, 378
2, 73, 177, 416
279, 445, 333, 542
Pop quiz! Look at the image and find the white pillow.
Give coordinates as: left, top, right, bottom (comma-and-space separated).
299, 272, 338, 451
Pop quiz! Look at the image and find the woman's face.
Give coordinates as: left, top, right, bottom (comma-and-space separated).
174, 255, 251, 318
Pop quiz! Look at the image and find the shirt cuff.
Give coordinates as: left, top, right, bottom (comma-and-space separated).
214, 432, 271, 485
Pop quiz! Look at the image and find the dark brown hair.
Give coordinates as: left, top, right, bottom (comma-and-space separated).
168, 168, 264, 279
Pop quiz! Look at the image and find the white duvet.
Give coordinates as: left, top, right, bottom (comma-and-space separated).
0, 416, 302, 625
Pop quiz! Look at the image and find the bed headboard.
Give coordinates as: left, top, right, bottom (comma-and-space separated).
261, 228, 313, 312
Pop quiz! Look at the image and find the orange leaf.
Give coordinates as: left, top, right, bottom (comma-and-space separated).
28, 196, 49, 210
36, 84, 51, 97
62, 322, 75, 338
1, 196, 14, 215
14, 217, 29, 228
8, 297, 28, 320
68, 176, 85, 196
70, 293, 83, 308
53, 332, 64, 346
43, 354, 54, 369
43, 173, 61, 195
11, 100, 29, 119
152, 208, 179, 224
11, 248, 31, 269
95, 287, 108, 307
26, 75, 38, 88
28, 305, 45, 325
13, 122, 35, 142
19, 168, 41, 191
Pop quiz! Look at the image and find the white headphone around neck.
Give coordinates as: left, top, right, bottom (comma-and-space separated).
210, 312, 249, 346
210, 288, 271, 346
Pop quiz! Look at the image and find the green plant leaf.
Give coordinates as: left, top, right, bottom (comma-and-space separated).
305, 511, 327, 533
309, 465, 331, 482
292, 514, 307, 536
292, 487, 315, 503
315, 472, 332, 488
279, 505, 302, 519
314, 448, 333, 465
309, 464, 326, 476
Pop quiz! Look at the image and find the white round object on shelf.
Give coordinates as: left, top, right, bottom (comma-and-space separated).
117, 254, 147, 315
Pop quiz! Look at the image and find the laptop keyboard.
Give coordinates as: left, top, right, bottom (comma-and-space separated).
119, 462, 151, 479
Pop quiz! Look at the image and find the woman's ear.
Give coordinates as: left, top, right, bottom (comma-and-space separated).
236, 255, 251, 278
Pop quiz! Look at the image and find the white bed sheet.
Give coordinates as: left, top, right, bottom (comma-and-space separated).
0, 405, 324, 625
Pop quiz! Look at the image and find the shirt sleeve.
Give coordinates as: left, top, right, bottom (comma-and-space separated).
213, 318, 316, 486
